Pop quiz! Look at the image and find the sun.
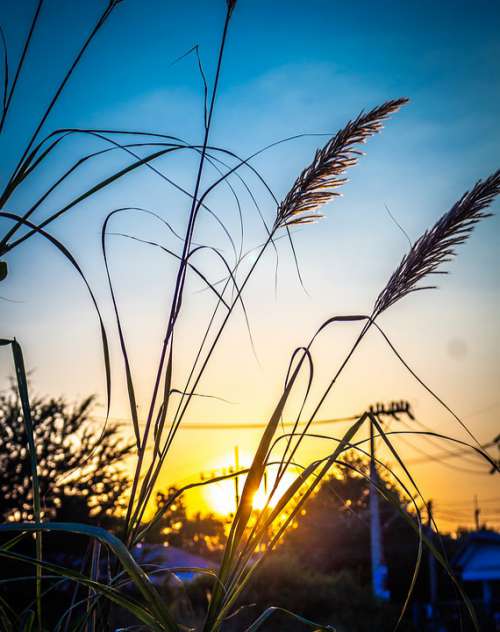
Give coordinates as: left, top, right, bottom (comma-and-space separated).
207, 479, 237, 516
205, 467, 297, 516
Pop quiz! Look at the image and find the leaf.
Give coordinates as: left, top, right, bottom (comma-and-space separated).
0, 212, 112, 422
0, 547, 162, 632
0, 522, 180, 632
0, 339, 43, 628
243, 606, 335, 632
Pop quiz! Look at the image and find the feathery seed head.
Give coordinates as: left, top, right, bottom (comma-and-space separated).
373, 169, 500, 317
275, 97, 409, 230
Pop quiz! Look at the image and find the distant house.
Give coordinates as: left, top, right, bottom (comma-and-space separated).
453, 530, 500, 626
132, 543, 217, 584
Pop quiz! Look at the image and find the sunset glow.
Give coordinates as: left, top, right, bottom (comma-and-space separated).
0, 2, 499, 630
205, 463, 299, 516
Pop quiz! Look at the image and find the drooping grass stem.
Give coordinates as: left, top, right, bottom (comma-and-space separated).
125, 4, 234, 541
0, 1, 119, 246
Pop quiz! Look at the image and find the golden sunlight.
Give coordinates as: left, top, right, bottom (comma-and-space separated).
205, 461, 298, 516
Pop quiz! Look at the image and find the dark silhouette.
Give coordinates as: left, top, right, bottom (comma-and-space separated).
0, 388, 132, 524
145, 488, 226, 560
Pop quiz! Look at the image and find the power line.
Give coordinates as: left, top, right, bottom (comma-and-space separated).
392, 421, 490, 473
463, 400, 500, 419
437, 496, 500, 506
100, 401, 412, 431
397, 435, 490, 475
104, 413, 359, 429
428, 493, 500, 531
402, 417, 486, 467
395, 430, 491, 474
406, 438, 497, 466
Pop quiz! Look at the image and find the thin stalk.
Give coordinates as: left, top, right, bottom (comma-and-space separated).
0, 1, 44, 133
274, 318, 373, 489
128, 231, 276, 541
4, 340, 43, 631
0, 1, 117, 243
242, 317, 372, 550
125, 4, 234, 541
127, 119, 301, 534
1, 145, 185, 255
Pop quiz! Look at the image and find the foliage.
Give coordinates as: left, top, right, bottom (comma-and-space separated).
144, 489, 227, 560
0, 388, 131, 524
186, 553, 414, 632
280, 454, 423, 599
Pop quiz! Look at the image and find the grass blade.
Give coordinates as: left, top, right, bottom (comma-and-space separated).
0, 339, 43, 630
0, 522, 180, 632
243, 606, 334, 632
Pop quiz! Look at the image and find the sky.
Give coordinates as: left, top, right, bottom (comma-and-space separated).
0, 0, 499, 532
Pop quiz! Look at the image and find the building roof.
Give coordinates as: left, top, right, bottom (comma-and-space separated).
132, 543, 217, 583
453, 530, 500, 582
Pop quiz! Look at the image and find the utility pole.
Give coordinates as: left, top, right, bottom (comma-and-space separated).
367, 401, 413, 601
427, 500, 438, 627
369, 414, 390, 601
474, 494, 480, 530
234, 446, 240, 512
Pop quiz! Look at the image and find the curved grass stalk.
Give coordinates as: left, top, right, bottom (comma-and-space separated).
0, 522, 180, 632
1, 145, 186, 254
229, 425, 479, 631
1, 3, 497, 630
2, 119, 356, 498
273, 426, 493, 625
272, 172, 500, 492
124, 1, 237, 542
1, 125, 345, 259
0, 212, 112, 421
129, 98, 404, 538
0, 122, 269, 513
206, 416, 368, 631
223, 300, 497, 629
0, 340, 43, 630
158, 100, 407, 480
0, 548, 165, 632
243, 607, 334, 632
1, 0, 121, 209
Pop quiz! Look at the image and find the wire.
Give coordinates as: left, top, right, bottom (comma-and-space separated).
405, 417, 488, 464
406, 439, 496, 466
398, 418, 489, 468
100, 402, 412, 430
396, 418, 497, 466
99, 412, 362, 429
396, 434, 490, 475
438, 496, 500, 506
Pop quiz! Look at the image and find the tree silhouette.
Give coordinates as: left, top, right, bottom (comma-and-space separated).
0, 388, 132, 524
279, 452, 432, 605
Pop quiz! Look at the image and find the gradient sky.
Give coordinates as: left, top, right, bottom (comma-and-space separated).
0, 0, 499, 531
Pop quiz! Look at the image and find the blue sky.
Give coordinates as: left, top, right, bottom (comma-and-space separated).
0, 0, 499, 528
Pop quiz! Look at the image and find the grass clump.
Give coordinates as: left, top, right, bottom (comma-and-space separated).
0, 1, 498, 631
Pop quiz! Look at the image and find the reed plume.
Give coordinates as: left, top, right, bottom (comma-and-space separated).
373, 169, 500, 316
274, 97, 409, 230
